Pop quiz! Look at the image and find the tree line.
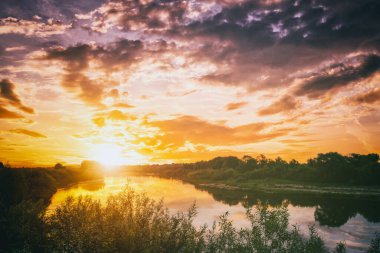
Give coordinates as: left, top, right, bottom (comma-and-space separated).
140, 152, 380, 186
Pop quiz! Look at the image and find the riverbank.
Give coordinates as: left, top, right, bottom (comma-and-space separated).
126, 168, 380, 198
194, 180, 380, 197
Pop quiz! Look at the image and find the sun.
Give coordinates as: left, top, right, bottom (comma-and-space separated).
90, 143, 129, 168
88, 142, 148, 169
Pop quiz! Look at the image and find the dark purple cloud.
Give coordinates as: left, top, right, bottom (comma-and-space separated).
0, 79, 34, 113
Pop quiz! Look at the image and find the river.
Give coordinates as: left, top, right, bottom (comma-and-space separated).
48, 176, 380, 252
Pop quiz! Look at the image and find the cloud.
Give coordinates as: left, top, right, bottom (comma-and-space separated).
225, 101, 248, 111
0, 0, 104, 21
144, 115, 293, 149
182, 1, 380, 50
180, 0, 380, 92
0, 106, 23, 119
0, 79, 34, 114
0, 17, 71, 37
76, 0, 190, 34
258, 95, 299, 116
8, 128, 47, 138
349, 88, 380, 105
107, 110, 136, 121
92, 117, 105, 127
35, 0, 380, 106
92, 109, 136, 127
113, 103, 134, 108
43, 40, 146, 107
295, 54, 380, 98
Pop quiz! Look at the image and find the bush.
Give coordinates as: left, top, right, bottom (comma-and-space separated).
46, 188, 205, 253
0, 169, 28, 205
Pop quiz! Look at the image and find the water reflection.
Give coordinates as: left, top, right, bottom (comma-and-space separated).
195, 185, 380, 227
49, 176, 380, 253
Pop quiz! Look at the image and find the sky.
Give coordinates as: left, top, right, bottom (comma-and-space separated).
0, 0, 380, 166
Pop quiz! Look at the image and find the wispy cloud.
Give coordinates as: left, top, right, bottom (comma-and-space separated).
8, 129, 47, 138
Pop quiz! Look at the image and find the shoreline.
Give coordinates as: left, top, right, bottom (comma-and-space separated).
194, 181, 380, 198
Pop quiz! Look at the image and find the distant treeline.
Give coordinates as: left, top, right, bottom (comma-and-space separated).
0, 160, 103, 206
132, 152, 380, 186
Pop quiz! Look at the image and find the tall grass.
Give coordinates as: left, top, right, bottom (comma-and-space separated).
45, 188, 337, 253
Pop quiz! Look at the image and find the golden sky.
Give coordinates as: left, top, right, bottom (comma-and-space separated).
0, 0, 380, 166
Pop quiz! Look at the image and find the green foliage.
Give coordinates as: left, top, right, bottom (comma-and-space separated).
138, 152, 380, 186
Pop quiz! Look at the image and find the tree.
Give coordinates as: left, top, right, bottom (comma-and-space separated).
0, 169, 28, 205
256, 154, 269, 167
0, 161, 4, 171
289, 159, 300, 168
242, 155, 258, 170
222, 156, 242, 169
54, 163, 64, 170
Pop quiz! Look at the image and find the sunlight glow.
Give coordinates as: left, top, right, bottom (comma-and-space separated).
90, 143, 129, 168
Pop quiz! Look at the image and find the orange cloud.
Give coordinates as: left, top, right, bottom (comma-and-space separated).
92, 117, 106, 127
258, 95, 299, 116
140, 115, 293, 150
225, 101, 248, 111
108, 110, 136, 121
0, 106, 23, 119
113, 103, 135, 108
92, 110, 136, 127
8, 129, 47, 138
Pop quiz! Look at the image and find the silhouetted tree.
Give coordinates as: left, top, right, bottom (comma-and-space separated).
0, 169, 28, 205
54, 163, 64, 170
289, 159, 300, 168
256, 154, 269, 167
27, 170, 57, 202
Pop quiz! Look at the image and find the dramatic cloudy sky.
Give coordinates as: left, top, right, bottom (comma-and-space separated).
1, 0, 380, 166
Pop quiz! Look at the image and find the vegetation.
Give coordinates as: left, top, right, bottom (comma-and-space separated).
129, 153, 380, 194
0, 161, 103, 206
0, 161, 105, 252
3, 187, 379, 253
1, 154, 379, 252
